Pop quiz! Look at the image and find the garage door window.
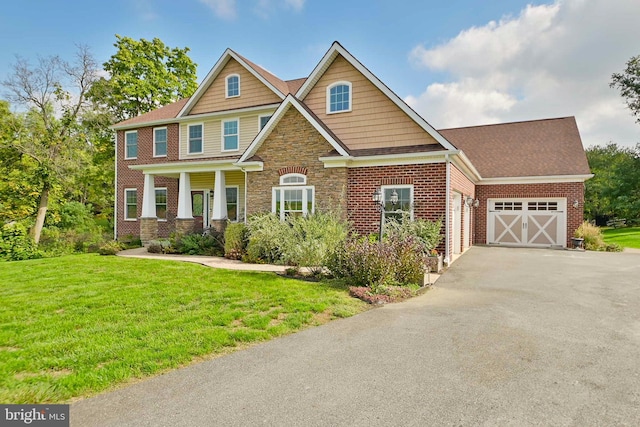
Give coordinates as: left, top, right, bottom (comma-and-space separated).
494, 201, 522, 211
528, 201, 558, 211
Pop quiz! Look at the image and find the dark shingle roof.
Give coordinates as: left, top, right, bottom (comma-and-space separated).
439, 117, 591, 178
113, 98, 189, 128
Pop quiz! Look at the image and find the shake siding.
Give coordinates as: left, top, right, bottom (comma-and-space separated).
303, 55, 439, 150
179, 112, 273, 159
188, 58, 282, 115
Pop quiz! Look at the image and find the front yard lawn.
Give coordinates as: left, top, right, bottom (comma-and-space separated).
0, 254, 368, 403
602, 226, 640, 249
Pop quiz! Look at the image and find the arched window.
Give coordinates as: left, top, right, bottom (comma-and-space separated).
273, 174, 313, 220
226, 74, 240, 98
327, 81, 352, 113
280, 173, 306, 185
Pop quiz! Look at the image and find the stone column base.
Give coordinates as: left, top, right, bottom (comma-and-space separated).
175, 218, 195, 235
209, 219, 228, 234
139, 217, 158, 245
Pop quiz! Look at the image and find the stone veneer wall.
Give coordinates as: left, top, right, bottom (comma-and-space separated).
246, 107, 348, 217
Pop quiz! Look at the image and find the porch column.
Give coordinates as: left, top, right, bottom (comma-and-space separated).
140, 173, 158, 244
141, 174, 157, 218
175, 172, 195, 235
177, 172, 193, 219
211, 170, 228, 233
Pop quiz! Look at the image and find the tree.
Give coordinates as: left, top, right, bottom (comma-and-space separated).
90, 35, 198, 122
585, 143, 640, 224
1, 46, 100, 243
611, 55, 640, 123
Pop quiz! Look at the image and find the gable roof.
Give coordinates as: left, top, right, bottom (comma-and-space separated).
296, 41, 456, 152
178, 49, 289, 117
439, 117, 591, 179
111, 98, 189, 129
238, 94, 351, 163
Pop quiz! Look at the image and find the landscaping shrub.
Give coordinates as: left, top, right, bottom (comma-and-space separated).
98, 240, 124, 255
574, 221, 623, 251
171, 232, 224, 256
224, 222, 248, 260
244, 213, 290, 263
0, 222, 42, 261
384, 212, 443, 253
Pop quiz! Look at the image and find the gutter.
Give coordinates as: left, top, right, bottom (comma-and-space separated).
113, 131, 118, 240
445, 154, 451, 265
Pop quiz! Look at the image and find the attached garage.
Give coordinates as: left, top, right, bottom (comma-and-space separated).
487, 198, 566, 248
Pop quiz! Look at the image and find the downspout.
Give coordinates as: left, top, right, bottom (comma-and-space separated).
445, 154, 451, 265
241, 167, 248, 224
113, 131, 118, 240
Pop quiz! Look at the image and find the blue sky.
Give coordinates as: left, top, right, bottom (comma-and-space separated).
1, 0, 639, 148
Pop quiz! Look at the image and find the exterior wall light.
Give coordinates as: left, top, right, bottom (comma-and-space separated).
573, 200, 580, 209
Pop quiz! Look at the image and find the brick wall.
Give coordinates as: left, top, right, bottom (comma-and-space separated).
246, 107, 348, 216
450, 164, 476, 252
347, 163, 447, 242
475, 182, 585, 246
116, 124, 180, 239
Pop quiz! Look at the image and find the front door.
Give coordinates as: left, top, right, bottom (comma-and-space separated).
191, 191, 204, 232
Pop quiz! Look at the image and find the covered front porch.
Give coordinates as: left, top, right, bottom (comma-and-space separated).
130, 160, 252, 243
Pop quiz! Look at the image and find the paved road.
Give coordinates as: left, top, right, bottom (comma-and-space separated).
71, 247, 640, 426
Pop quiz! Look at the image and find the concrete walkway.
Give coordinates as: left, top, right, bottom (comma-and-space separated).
72, 246, 640, 426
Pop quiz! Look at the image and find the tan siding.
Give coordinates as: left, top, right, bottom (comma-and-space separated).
189, 59, 282, 115
179, 109, 275, 159
303, 55, 439, 151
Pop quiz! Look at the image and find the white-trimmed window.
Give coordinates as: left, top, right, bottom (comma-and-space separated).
272, 174, 314, 220
226, 74, 240, 98
153, 127, 167, 157
259, 115, 272, 130
222, 119, 239, 151
124, 189, 137, 220
125, 131, 138, 159
327, 81, 352, 114
382, 185, 413, 221
226, 186, 239, 222
188, 124, 203, 154
155, 188, 167, 221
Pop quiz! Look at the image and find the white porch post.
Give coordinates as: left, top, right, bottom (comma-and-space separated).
141, 174, 157, 218
177, 172, 193, 219
212, 170, 228, 220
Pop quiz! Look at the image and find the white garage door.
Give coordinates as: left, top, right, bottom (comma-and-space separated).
487, 198, 566, 248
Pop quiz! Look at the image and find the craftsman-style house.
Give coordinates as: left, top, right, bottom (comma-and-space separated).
112, 42, 592, 263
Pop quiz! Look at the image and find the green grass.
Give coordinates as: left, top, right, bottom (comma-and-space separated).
602, 226, 640, 249
0, 254, 368, 403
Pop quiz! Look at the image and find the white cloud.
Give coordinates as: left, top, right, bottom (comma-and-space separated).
407, 0, 640, 147
199, 0, 237, 20
284, 0, 305, 11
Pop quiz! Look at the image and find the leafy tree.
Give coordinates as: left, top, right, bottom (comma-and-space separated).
1, 46, 100, 243
90, 35, 198, 121
585, 143, 640, 224
611, 55, 640, 123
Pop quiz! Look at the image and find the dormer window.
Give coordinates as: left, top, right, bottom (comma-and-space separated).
327, 81, 352, 114
226, 74, 240, 98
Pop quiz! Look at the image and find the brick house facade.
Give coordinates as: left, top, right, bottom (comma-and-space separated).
112, 42, 592, 263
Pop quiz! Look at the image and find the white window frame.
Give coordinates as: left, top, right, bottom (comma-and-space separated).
155, 187, 168, 221
124, 188, 138, 221
187, 123, 204, 154
279, 173, 307, 185
381, 184, 414, 220
272, 186, 315, 221
226, 74, 240, 98
221, 118, 240, 152
153, 127, 167, 158
124, 130, 138, 160
226, 186, 239, 222
326, 81, 352, 114
259, 114, 272, 130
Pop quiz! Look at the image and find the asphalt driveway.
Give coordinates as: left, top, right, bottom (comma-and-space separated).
71, 246, 640, 426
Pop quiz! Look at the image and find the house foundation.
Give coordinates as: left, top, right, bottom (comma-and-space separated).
139, 218, 158, 245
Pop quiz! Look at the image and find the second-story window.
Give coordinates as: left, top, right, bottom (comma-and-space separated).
188, 124, 203, 154
125, 130, 138, 159
154, 128, 167, 157
222, 119, 239, 151
226, 74, 240, 98
327, 82, 352, 114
